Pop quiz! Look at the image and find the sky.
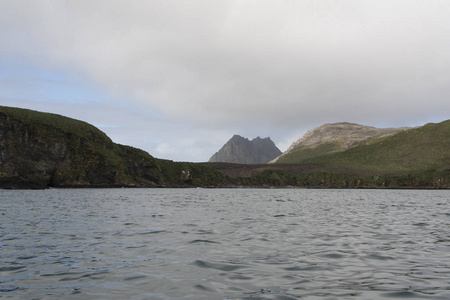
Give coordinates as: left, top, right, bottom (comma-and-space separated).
1, 0, 450, 162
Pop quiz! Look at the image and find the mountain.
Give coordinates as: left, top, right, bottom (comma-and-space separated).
0, 106, 228, 189
272, 122, 411, 164
1, 105, 448, 189
209, 135, 282, 164
209, 120, 449, 188
301, 120, 450, 173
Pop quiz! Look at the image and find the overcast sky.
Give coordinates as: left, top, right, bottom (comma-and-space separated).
1, 0, 450, 162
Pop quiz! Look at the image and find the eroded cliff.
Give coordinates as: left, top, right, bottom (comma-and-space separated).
0, 106, 227, 188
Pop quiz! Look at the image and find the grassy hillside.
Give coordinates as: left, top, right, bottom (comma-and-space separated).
1, 105, 448, 189
0, 106, 229, 188
273, 122, 408, 164
275, 142, 342, 164
0, 105, 112, 142
274, 120, 449, 173
209, 120, 450, 188
303, 120, 450, 173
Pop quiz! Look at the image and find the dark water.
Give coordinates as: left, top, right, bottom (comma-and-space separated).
1, 188, 449, 299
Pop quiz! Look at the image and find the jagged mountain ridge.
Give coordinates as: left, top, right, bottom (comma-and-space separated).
209, 135, 282, 164
272, 122, 411, 164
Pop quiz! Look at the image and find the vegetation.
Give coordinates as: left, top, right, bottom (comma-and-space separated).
208, 120, 450, 188
0, 105, 112, 142
275, 121, 450, 173
300, 120, 450, 173
236, 169, 450, 189
1, 105, 448, 189
275, 142, 341, 164
0, 106, 229, 188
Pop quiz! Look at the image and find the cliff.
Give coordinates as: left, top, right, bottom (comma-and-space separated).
209, 135, 282, 164
0, 106, 228, 189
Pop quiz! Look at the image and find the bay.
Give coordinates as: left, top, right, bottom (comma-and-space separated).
1, 188, 449, 299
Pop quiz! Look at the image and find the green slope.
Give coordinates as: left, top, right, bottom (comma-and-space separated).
2, 105, 448, 189
235, 120, 450, 188
0, 106, 229, 188
304, 120, 450, 173
275, 142, 342, 164
0, 105, 112, 142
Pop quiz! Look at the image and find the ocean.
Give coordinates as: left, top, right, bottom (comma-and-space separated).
1, 188, 449, 299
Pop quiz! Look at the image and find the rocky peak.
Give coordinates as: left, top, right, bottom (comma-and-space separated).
209, 135, 282, 164
229, 134, 248, 143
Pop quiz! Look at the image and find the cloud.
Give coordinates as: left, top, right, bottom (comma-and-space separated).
1, 0, 450, 161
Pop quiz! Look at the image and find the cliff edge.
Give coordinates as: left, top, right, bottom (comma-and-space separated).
0, 106, 227, 188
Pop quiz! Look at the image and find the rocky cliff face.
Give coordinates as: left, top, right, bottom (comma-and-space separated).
0, 106, 227, 188
209, 135, 282, 164
0, 107, 160, 188
272, 122, 411, 163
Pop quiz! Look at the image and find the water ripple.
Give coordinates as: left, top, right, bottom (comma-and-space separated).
0, 188, 449, 299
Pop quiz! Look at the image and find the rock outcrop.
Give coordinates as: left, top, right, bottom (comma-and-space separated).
209, 135, 282, 164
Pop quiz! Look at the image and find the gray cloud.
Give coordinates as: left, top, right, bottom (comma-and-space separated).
1, 0, 450, 161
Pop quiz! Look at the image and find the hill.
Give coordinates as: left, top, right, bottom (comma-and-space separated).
0, 106, 228, 189
1, 105, 448, 189
272, 122, 410, 164
304, 120, 450, 173
208, 121, 450, 188
209, 135, 281, 164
